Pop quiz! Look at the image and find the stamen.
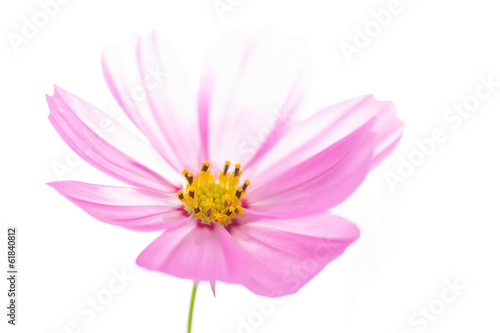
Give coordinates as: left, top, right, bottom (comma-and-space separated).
187, 173, 193, 185
206, 206, 213, 217
242, 180, 250, 191
223, 161, 231, 175
188, 187, 195, 198
235, 187, 243, 199
177, 190, 184, 200
222, 194, 231, 205
201, 162, 210, 172
234, 163, 241, 177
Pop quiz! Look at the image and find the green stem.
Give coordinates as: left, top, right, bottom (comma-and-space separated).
187, 281, 198, 333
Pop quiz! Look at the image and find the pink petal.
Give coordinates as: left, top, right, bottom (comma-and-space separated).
245, 119, 376, 218
136, 220, 249, 283
102, 30, 202, 172
48, 181, 186, 231
229, 211, 360, 296
136, 211, 358, 297
52, 85, 182, 186
47, 91, 177, 193
198, 28, 311, 169
246, 95, 404, 182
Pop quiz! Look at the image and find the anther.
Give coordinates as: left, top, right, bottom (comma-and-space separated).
177, 190, 184, 200
242, 180, 250, 191
187, 173, 193, 185
235, 187, 243, 199
188, 187, 195, 198
193, 204, 200, 214
223, 161, 231, 175
234, 163, 241, 177
183, 169, 189, 179
205, 207, 213, 217
222, 194, 232, 206
201, 162, 210, 172
225, 207, 234, 216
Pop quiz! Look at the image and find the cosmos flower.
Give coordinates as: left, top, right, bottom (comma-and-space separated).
47, 29, 403, 298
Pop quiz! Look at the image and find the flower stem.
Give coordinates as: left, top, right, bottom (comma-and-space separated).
187, 281, 198, 333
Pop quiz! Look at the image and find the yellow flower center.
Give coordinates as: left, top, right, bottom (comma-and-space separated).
177, 161, 250, 226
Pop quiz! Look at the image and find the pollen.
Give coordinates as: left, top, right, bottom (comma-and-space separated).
177, 162, 250, 226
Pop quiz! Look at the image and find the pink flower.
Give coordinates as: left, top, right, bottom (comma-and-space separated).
47, 29, 403, 297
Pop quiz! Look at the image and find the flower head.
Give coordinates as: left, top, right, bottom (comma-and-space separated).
177, 161, 248, 225
47, 28, 403, 297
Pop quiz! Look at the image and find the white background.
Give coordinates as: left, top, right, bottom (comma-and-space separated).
1, 0, 499, 332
